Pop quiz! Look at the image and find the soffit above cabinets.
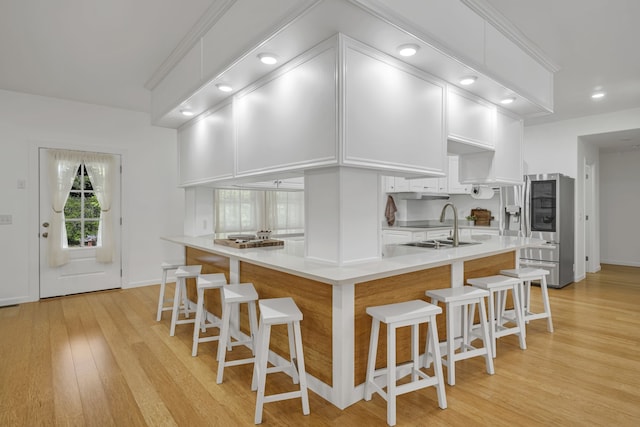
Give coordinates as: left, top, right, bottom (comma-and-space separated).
152, 0, 555, 129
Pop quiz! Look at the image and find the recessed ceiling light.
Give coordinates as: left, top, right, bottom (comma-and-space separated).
398, 44, 419, 57
216, 83, 233, 92
500, 97, 516, 105
460, 76, 477, 85
258, 53, 278, 65
180, 109, 194, 117
591, 91, 606, 99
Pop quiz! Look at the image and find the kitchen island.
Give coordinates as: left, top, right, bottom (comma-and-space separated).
163, 234, 542, 409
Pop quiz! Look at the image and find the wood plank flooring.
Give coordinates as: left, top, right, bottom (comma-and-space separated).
1, 264, 639, 426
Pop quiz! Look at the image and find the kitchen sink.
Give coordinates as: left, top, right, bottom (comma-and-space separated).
402, 239, 481, 249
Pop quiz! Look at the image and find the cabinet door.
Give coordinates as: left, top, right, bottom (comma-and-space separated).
178, 103, 234, 186
382, 230, 413, 245
447, 155, 471, 194
447, 88, 496, 152
426, 229, 452, 239
493, 109, 523, 184
344, 41, 446, 175
236, 46, 337, 176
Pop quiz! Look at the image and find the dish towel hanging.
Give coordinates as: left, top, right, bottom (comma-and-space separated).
385, 195, 398, 226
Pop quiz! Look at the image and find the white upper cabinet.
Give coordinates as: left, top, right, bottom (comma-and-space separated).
447, 155, 471, 194
178, 102, 234, 187
343, 38, 446, 175
458, 108, 523, 185
235, 42, 338, 177
447, 87, 496, 154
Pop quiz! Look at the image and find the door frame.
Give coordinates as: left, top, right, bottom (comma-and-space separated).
28, 141, 128, 301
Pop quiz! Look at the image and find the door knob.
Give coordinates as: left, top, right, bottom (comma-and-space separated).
42, 232, 48, 238
42, 222, 49, 228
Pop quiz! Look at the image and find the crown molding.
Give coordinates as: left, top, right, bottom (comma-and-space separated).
145, 0, 237, 90
461, 0, 560, 72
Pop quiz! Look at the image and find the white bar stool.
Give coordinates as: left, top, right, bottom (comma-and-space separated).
425, 286, 494, 386
156, 261, 183, 321
467, 275, 526, 358
251, 297, 309, 425
216, 283, 259, 384
169, 265, 201, 336
192, 273, 228, 357
500, 267, 554, 332
364, 300, 446, 427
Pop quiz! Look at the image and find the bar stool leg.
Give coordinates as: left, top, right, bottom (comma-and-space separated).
254, 322, 272, 424
216, 301, 232, 384
364, 318, 380, 401
512, 286, 527, 350
386, 322, 397, 427
293, 321, 310, 415
156, 268, 169, 321
428, 318, 447, 409
445, 306, 456, 385
170, 277, 183, 336
478, 297, 495, 373
540, 275, 554, 332
287, 322, 300, 384
191, 287, 205, 356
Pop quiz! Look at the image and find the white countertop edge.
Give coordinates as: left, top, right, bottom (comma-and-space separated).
162, 235, 544, 286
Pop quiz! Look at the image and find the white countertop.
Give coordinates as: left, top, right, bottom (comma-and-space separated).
162, 235, 543, 286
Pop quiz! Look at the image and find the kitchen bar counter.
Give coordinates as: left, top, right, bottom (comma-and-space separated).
162, 234, 539, 286
162, 234, 542, 409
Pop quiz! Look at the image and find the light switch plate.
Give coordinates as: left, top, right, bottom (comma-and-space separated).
0, 214, 12, 225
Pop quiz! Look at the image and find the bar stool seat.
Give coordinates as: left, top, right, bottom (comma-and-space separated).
156, 261, 183, 321
425, 286, 494, 386
169, 265, 201, 336
364, 299, 446, 426
467, 275, 526, 358
216, 283, 259, 384
192, 273, 228, 356
500, 268, 554, 332
252, 297, 309, 425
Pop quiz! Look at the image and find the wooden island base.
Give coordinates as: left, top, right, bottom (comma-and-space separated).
184, 246, 515, 407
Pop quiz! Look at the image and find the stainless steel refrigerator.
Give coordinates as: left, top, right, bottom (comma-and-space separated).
500, 173, 575, 288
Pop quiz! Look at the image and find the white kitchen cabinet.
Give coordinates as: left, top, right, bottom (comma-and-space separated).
382, 230, 426, 245
471, 228, 500, 237
178, 102, 234, 186
447, 155, 471, 194
343, 38, 447, 176
384, 176, 410, 192
235, 43, 338, 177
242, 177, 304, 190
458, 108, 523, 185
447, 87, 496, 154
407, 177, 448, 193
426, 229, 452, 240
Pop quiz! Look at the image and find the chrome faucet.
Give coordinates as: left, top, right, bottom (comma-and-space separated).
439, 202, 459, 247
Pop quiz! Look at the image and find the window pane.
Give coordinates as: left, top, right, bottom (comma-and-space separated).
71, 166, 82, 190
64, 193, 82, 219
84, 221, 99, 246
66, 221, 81, 247
83, 166, 94, 190
85, 192, 101, 218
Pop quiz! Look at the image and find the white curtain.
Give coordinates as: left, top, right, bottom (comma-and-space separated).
265, 191, 305, 233
48, 150, 82, 267
215, 189, 263, 233
85, 153, 114, 263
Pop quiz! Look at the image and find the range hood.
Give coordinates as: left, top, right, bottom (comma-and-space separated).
393, 192, 450, 200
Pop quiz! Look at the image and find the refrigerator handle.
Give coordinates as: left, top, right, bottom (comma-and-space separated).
523, 177, 531, 237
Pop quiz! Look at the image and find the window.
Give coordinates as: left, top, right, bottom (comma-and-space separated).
215, 189, 304, 235
266, 191, 304, 234
64, 164, 101, 247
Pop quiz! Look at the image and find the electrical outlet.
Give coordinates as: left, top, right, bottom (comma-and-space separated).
0, 214, 12, 225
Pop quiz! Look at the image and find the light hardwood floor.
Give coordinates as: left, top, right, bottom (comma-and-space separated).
1, 264, 639, 426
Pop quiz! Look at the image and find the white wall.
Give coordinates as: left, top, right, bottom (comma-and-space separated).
599, 149, 640, 266
404, 193, 500, 225
0, 89, 184, 306
523, 107, 640, 281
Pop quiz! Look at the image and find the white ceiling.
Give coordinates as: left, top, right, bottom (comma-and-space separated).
1, 0, 639, 149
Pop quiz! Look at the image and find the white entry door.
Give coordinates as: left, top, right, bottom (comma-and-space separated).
39, 148, 122, 298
